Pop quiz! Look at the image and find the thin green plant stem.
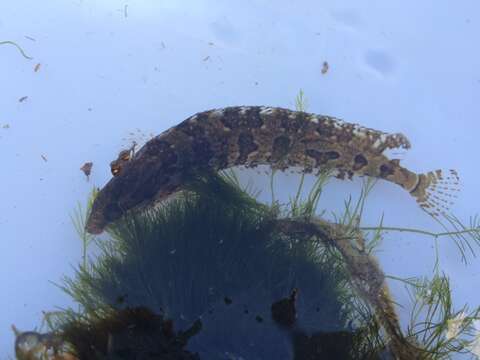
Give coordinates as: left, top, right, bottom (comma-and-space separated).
357, 178, 376, 223
433, 236, 440, 273
294, 88, 308, 112
359, 225, 480, 239
291, 172, 306, 215
270, 168, 276, 206
0, 40, 33, 60
290, 88, 309, 216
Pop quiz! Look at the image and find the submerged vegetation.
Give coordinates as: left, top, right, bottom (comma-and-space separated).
19, 169, 479, 360
13, 91, 480, 359
59, 173, 369, 359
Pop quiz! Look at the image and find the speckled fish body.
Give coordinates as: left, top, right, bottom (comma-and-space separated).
86, 106, 459, 234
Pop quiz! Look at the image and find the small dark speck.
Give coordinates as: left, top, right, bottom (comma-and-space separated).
321, 61, 329, 74
208, 42, 215, 46
255, 315, 263, 323
41, 154, 48, 162
2, 124, 10, 129
88, 108, 92, 112
224, 297, 232, 305
116, 294, 128, 303
18, 96, 28, 103
203, 55, 210, 62
254, 81, 259, 86
316, 307, 320, 312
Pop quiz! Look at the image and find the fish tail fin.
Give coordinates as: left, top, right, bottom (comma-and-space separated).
411, 169, 460, 217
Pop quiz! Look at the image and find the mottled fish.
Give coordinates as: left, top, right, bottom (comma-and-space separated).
86, 106, 459, 234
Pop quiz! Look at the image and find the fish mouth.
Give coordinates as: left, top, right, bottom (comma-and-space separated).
85, 192, 113, 234
84, 178, 156, 235
85, 215, 107, 234
84, 177, 122, 235
83, 152, 182, 234
84, 162, 139, 235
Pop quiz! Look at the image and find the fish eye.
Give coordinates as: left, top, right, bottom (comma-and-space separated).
379, 163, 394, 178
119, 150, 131, 161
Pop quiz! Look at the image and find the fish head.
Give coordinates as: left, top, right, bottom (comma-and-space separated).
86, 145, 181, 234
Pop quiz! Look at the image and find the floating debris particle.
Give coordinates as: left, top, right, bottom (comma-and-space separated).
255, 315, 263, 323
121, 130, 149, 152
202, 55, 210, 62
224, 297, 232, 305
254, 81, 259, 86
271, 288, 298, 327
34, 63, 41, 72
24, 36, 36, 42
2, 124, 10, 129
88, 107, 92, 112
321, 61, 329, 74
0, 40, 33, 60
124, 4, 128, 17
80, 162, 93, 180
18, 96, 28, 103
161, 41, 166, 49
41, 154, 48, 162
208, 42, 215, 46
